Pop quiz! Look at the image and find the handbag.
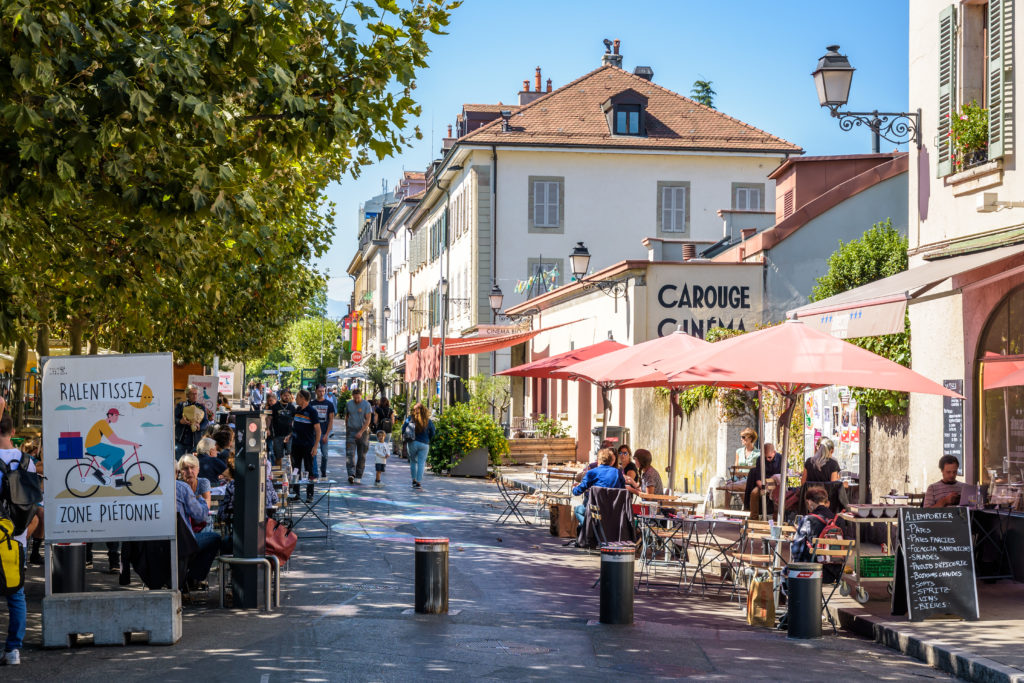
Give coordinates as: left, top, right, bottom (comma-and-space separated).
265, 518, 297, 563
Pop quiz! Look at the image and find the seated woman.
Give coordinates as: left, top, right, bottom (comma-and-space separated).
571, 448, 625, 526
175, 470, 219, 591
177, 454, 212, 514
802, 437, 850, 512
617, 444, 638, 487
745, 442, 783, 519
627, 449, 664, 496
196, 437, 227, 483
735, 428, 759, 468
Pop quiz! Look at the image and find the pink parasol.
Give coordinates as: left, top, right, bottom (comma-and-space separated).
497, 339, 626, 379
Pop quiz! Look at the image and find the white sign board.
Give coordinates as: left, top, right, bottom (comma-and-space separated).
188, 374, 217, 413
217, 370, 234, 396
646, 263, 764, 339
42, 353, 176, 542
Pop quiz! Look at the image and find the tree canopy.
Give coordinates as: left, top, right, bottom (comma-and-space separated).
811, 218, 910, 416
0, 0, 456, 363
691, 80, 716, 108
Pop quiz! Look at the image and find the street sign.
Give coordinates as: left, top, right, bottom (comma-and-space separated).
351, 351, 363, 363
278, 366, 295, 372
262, 369, 278, 375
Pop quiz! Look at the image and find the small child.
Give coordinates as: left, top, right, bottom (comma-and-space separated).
371, 430, 390, 485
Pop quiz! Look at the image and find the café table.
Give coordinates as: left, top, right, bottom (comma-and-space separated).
635, 514, 689, 591
678, 515, 747, 599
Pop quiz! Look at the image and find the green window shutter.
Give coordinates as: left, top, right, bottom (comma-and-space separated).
937, 4, 957, 178
988, 0, 1007, 159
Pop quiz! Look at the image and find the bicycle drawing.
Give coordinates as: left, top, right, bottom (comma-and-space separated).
64, 446, 161, 498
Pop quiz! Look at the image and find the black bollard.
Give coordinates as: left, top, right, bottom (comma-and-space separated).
414, 537, 449, 614
52, 543, 86, 593
787, 562, 823, 639
599, 542, 635, 624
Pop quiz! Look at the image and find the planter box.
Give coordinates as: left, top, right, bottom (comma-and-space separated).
506, 437, 577, 465
449, 447, 489, 477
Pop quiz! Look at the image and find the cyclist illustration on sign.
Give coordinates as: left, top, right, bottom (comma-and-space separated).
85, 408, 140, 487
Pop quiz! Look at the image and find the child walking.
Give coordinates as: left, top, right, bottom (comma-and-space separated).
371, 430, 390, 485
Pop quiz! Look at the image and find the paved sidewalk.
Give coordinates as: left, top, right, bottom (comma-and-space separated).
838, 582, 1024, 683
5, 442, 952, 680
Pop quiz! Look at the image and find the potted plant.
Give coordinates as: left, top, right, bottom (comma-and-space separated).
427, 402, 509, 477
950, 101, 988, 171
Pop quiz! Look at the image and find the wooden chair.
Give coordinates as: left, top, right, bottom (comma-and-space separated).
811, 537, 855, 633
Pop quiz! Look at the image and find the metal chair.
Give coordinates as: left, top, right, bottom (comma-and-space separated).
495, 476, 530, 525
811, 537, 855, 633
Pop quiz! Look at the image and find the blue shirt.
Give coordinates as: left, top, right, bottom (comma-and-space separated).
572, 465, 625, 496
175, 480, 209, 538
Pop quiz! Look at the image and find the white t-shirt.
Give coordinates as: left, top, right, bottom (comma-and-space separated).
370, 442, 390, 465
0, 447, 36, 546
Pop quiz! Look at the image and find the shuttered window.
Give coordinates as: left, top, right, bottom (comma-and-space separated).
533, 181, 559, 227
988, 0, 1006, 159
937, 4, 957, 178
662, 186, 686, 232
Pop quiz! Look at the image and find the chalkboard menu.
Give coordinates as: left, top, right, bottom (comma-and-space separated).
892, 506, 978, 621
942, 379, 964, 469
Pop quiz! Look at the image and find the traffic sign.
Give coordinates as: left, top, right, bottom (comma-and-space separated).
279, 365, 295, 372
351, 351, 363, 363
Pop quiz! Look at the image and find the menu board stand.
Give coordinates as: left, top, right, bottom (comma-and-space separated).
891, 506, 979, 621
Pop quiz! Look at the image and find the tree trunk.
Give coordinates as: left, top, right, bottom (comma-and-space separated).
69, 318, 84, 355
36, 323, 49, 359
87, 337, 99, 355
12, 339, 27, 427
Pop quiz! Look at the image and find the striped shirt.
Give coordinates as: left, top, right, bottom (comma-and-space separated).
924, 480, 963, 507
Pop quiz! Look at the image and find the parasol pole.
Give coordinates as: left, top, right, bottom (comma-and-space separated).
667, 388, 679, 495
759, 387, 767, 520
600, 385, 610, 451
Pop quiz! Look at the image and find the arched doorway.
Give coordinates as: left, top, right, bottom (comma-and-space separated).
976, 283, 1024, 485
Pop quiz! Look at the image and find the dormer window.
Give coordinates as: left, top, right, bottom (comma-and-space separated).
615, 104, 641, 135
602, 90, 648, 137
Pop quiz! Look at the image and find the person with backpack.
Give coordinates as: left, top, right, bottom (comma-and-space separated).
376, 397, 395, 441
404, 403, 435, 489
0, 406, 35, 666
790, 487, 844, 581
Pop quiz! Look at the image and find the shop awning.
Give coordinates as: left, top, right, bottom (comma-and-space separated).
788, 243, 1024, 338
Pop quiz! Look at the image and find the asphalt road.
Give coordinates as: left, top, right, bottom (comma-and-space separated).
7, 439, 955, 681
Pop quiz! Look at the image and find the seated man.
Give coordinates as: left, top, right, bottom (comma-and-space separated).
924, 454, 963, 508
572, 448, 625, 526
790, 487, 834, 563
745, 442, 783, 519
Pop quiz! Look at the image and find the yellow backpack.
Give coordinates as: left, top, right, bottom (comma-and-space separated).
0, 518, 25, 596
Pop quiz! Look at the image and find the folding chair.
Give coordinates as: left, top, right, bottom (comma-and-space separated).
495, 477, 530, 525
811, 537, 855, 633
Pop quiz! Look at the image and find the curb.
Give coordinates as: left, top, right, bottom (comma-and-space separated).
838, 607, 1024, 683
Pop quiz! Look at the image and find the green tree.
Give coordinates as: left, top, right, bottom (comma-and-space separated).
0, 0, 457, 361
691, 80, 716, 108
284, 317, 344, 371
811, 218, 910, 416
364, 354, 397, 398
463, 373, 511, 422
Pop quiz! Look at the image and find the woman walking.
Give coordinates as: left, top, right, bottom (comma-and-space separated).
404, 402, 435, 489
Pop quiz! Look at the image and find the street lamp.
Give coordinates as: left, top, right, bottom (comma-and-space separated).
569, 241, 591, 281
489, 282, 504, 313
335, 334, 343, 369
812, 44, 920, 151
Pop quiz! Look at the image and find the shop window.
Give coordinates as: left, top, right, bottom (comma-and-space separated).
977, 284, 1024, 485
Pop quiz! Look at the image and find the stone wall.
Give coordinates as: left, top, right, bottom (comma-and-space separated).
633, 388, 719, 494
867, 414, 910, 502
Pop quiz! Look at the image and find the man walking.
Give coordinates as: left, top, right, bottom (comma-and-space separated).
249, 382, 263, 412
264, 392, 287, 466
175, 385, 209, 459
309, 384, 336, 479
344, 388, 373, 484
290, 389, 321, 503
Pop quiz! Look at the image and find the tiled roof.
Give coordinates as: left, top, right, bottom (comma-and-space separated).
460, 66, 802, 154
403, 171, 425, 180
462, 103, 521, 113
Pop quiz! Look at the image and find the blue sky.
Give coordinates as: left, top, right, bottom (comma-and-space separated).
322, 0, 910, 304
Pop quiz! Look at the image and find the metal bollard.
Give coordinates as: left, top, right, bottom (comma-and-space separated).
52, 543, 86, 593
599, 542, 635, 625
414, 537, 449, 614
786, 562, 823, 639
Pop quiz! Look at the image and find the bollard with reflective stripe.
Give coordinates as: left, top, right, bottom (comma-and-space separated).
599, 542, 635, 625
786, 562, 822, 639
414, 537, 449, 614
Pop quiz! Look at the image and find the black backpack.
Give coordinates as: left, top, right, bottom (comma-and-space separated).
0, 453, 44, 537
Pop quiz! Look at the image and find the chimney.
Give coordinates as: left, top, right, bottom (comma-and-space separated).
518, 69, 547, 105
546, 78, 552, 92
681, 243, 697, 261
633, 66, 654, 81
447, 124, 452, 137
741, 228, 756, 241
601, 38, 624, 68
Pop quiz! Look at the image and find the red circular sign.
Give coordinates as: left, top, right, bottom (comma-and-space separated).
351, 351, 363, 363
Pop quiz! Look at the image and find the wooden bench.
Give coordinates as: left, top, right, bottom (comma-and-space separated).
505, 438, 577, 465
